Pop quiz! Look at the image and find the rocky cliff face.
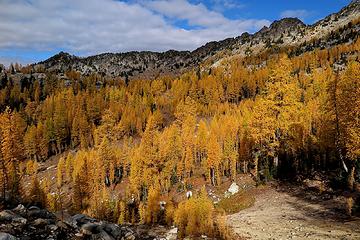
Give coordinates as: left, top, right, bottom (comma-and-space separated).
35, 37, 241, 81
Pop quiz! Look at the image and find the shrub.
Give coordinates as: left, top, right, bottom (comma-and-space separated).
174, 188, 214, 238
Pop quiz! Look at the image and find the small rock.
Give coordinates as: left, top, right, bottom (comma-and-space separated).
75, 232, 83, 237
48, 224, 58, 232
28, 206, 40, 211
322, 194, 331, 200
33, 218, 49, 227
124, 231, 135, 240
186, 191, 192, 199
56, 220, 69, 230
159, 201, 166, 210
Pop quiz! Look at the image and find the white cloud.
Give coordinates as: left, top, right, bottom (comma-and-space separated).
280, 9, 312, 21
145, 0, 230, 27
210, 0, 245, 12
0, 0, 270, 63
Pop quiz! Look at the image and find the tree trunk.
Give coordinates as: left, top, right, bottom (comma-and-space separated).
348, 164, 355, 191
333, 74, 348, 173
253, 155, 258, 179
210, 168, 215, 186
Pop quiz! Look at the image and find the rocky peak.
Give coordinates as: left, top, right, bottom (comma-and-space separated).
43, 51, 77, 67
335, 0, 360, 17
269, 18, 305, 30
253, 17, 306, 40
258, 26, 269, 34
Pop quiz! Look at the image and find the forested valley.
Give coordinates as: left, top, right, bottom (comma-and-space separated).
0, 6, 360, 240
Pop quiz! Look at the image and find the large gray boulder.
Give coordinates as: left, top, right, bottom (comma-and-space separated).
103, 223, 122, 238
27, 207, 55, 220
81, 223, 102, 235
0, 232, 17, 240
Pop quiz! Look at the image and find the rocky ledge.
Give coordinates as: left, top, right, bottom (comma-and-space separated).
0, 205, 140, 240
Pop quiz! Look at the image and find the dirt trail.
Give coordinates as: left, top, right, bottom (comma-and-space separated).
227, 184, 360, 240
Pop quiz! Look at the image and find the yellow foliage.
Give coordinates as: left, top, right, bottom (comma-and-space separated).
174, 188, 214, 238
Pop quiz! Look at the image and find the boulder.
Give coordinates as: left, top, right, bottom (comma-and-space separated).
0, 210, 27, 225
72, 214, 96, 226
228, 182, 239, 195
81, 223, 102, 235
11, 205, 26, 217
165, 227, 177, 240
0, 210, 17, 222
0, 233, 17, 240
91, 230, 114, 240
124, 231, 136, 240
303, 179, 325, 192
28, 208, 55, 220
103, 223, 122, 238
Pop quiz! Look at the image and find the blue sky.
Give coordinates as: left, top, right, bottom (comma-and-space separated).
196, 0, 351, 23
0, 0, 352, 66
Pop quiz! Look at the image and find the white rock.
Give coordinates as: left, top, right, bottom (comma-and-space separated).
186, 191, 192, 199
228, 182, 239, 195
165, 227, 178, 240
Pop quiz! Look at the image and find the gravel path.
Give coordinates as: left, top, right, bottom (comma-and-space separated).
227, 184, 360, 240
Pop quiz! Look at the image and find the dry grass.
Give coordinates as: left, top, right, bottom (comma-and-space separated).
346, 197, 353, 216
216, 190, 255, 214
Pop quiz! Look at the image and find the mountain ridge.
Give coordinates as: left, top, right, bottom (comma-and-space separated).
29, 0, 360, 80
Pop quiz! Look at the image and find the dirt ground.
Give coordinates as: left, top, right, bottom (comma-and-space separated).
227, 183, 360, 240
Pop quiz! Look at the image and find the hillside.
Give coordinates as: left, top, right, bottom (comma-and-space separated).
0, 1, 360, 240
